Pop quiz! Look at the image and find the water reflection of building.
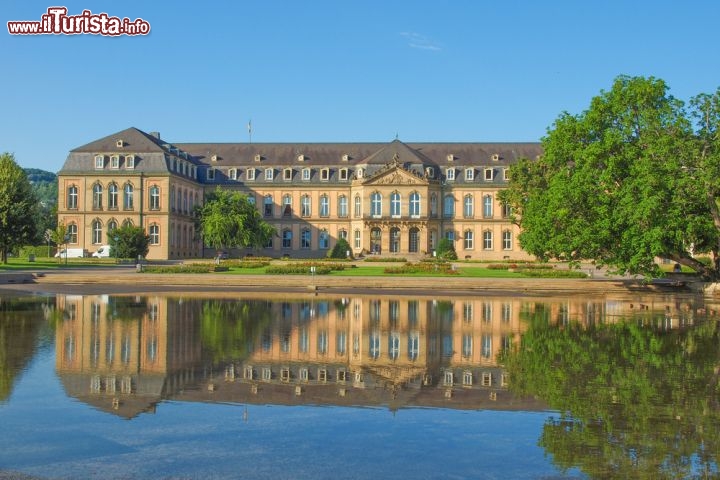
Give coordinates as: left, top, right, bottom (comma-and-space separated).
54, 293, 717, 417
55, 295, 203, 418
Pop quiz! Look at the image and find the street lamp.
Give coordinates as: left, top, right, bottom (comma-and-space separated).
63, 234, 70, 266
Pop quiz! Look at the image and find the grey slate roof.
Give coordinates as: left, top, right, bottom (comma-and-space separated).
59, 127, 543, 186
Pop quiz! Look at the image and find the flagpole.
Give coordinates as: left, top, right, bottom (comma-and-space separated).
248, 119, 252, 144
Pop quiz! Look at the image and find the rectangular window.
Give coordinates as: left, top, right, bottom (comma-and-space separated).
265, 168, 273, 180
228, 168, 237, 180
125, 155, 135, 169
207, 168, 215, 180
94, 155, 104, 169
110, 155, 120, 169
246, 168, 256, 180
320, 168, 329, 181
302, 168, 311, 180
339, 168, 348, 181
354, 229, 361, 249
284, 168, 293, 181
446, 168, 455, 181
465, 168, 474, 181
503, 168, 509, 181
484, 168, 493, 181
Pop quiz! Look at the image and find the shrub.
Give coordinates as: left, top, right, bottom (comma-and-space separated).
143, 264, 228, 273
328, 238, 353, 259
19, 245, 53, 258
364, 257, 408, 263
384, 262, 458, 275
519, 269, 587, 278
435, 238, 458, 261
266, 264, 333, 275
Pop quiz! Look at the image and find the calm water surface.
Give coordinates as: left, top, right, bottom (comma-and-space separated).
1, 291, 719, 479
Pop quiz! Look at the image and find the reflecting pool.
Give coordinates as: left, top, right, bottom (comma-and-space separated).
1, 292, 719, 479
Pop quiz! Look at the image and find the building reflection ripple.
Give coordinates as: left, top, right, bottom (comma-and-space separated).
53, 293, 715, 418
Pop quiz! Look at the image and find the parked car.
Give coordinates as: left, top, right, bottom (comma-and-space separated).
54, 248, 87, 258
92, 245, 111, 258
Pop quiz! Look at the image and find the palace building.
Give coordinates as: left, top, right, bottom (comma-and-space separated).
57, 127, 542, 260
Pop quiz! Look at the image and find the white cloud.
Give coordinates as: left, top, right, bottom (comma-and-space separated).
400, 32, 442, 52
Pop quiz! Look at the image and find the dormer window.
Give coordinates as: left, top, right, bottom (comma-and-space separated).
211, 154, 218, 162
342, 154, 350, 162
110, 155, 120, 169
446, 168, 455, 181
447, 154, 454, 162
94, 155, 104, 169
302, 168, 311, 181
207, 168, 215, 181
297, 154, 305, 162
125, 155, 135, 169
264, 168, 273, 180
116, 139, 124, 148
484, 168, 494, 181
320, 168, 330, 181
425, 167, 435, 178
491, 153, 500, 161
254, 154, 262, 162
503, 168, 509, 181
339, 168, 349, 181
228, 168, 237, 180
356, 168, 364, 179
247, 168, 256, 181
283, 168, 293, 181
465, 168, 474, 181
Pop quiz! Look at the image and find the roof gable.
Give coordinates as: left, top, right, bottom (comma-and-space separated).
71, 127, 166, 154
363, 163, 429, 186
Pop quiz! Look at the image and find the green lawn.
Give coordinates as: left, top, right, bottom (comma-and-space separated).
0, 257, 124, 270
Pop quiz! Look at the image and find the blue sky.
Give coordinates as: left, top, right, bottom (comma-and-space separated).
2, 0, 720, 173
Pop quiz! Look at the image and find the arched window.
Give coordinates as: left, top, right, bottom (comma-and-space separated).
124, 183, 134, 210
430, 193, 438, 217
319, 195, 330, 217
464, 230, 474, 250
409, 192, 420, 217
264, 195, 273, 217
483, 230, 493, 250
92, 183, 103, 210
502, 230, 513, 250
390, 227, 400, 253
301, 195, 311, 217
301, 228, 311, 249
149, 224, 160, 245
122, 218, 133, 228
91, 219, 103, 244
370, 192, 382, 217
107, 219, 118, 237
354, 195, 361, 218
443, 194, 455, 218
67, 223, 78, 244
338, 195, 348, 218
483, 195, 493, 218
464, 194, 474, 218
390, 192, 401, 217
338, 229, 348, 240
282, 229, 293, 249
283, 194, 292, 216
108, 183, 119, 210
67, 185, 78, 209
370, 227, 381, 254
319, 229, 329, 249
149, 185, 160, 210
389, 332, 400, 360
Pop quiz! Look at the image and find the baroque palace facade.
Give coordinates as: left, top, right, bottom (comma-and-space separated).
57, 127, 542, 260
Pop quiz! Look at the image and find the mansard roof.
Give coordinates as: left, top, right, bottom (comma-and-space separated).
59, 127, 543, 184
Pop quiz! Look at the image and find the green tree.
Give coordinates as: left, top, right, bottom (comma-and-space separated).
328, 237, 352, 259
0, 153, 38, 263
25, 168, 58, 245
503, 304, 720, 478
501, 76, 720, 278
108, 225, 149, 260
195, 188, 277, 252
435, 237, 457, 260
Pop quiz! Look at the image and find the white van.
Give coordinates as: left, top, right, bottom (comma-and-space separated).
92, 245, 112, 258
55, 248, 87, 258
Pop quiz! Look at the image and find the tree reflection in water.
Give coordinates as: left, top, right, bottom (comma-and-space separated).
502, 303, 720, 478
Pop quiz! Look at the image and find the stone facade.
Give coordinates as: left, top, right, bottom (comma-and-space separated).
57, 127, 542, 260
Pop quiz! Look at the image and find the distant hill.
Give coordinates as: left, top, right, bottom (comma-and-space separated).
24, 168, 57, 208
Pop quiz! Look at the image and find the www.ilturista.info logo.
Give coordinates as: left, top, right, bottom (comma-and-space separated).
7, 7, 150, 36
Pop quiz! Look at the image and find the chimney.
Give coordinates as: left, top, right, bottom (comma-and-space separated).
149, 131, 161, 140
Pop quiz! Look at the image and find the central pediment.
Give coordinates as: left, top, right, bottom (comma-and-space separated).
363, 165, 428, 186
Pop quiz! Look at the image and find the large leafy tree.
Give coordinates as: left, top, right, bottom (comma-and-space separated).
501, 76, 720, 278
195, 188, 276, 252
0, 153, 38, 263
108, 225, 149, 260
